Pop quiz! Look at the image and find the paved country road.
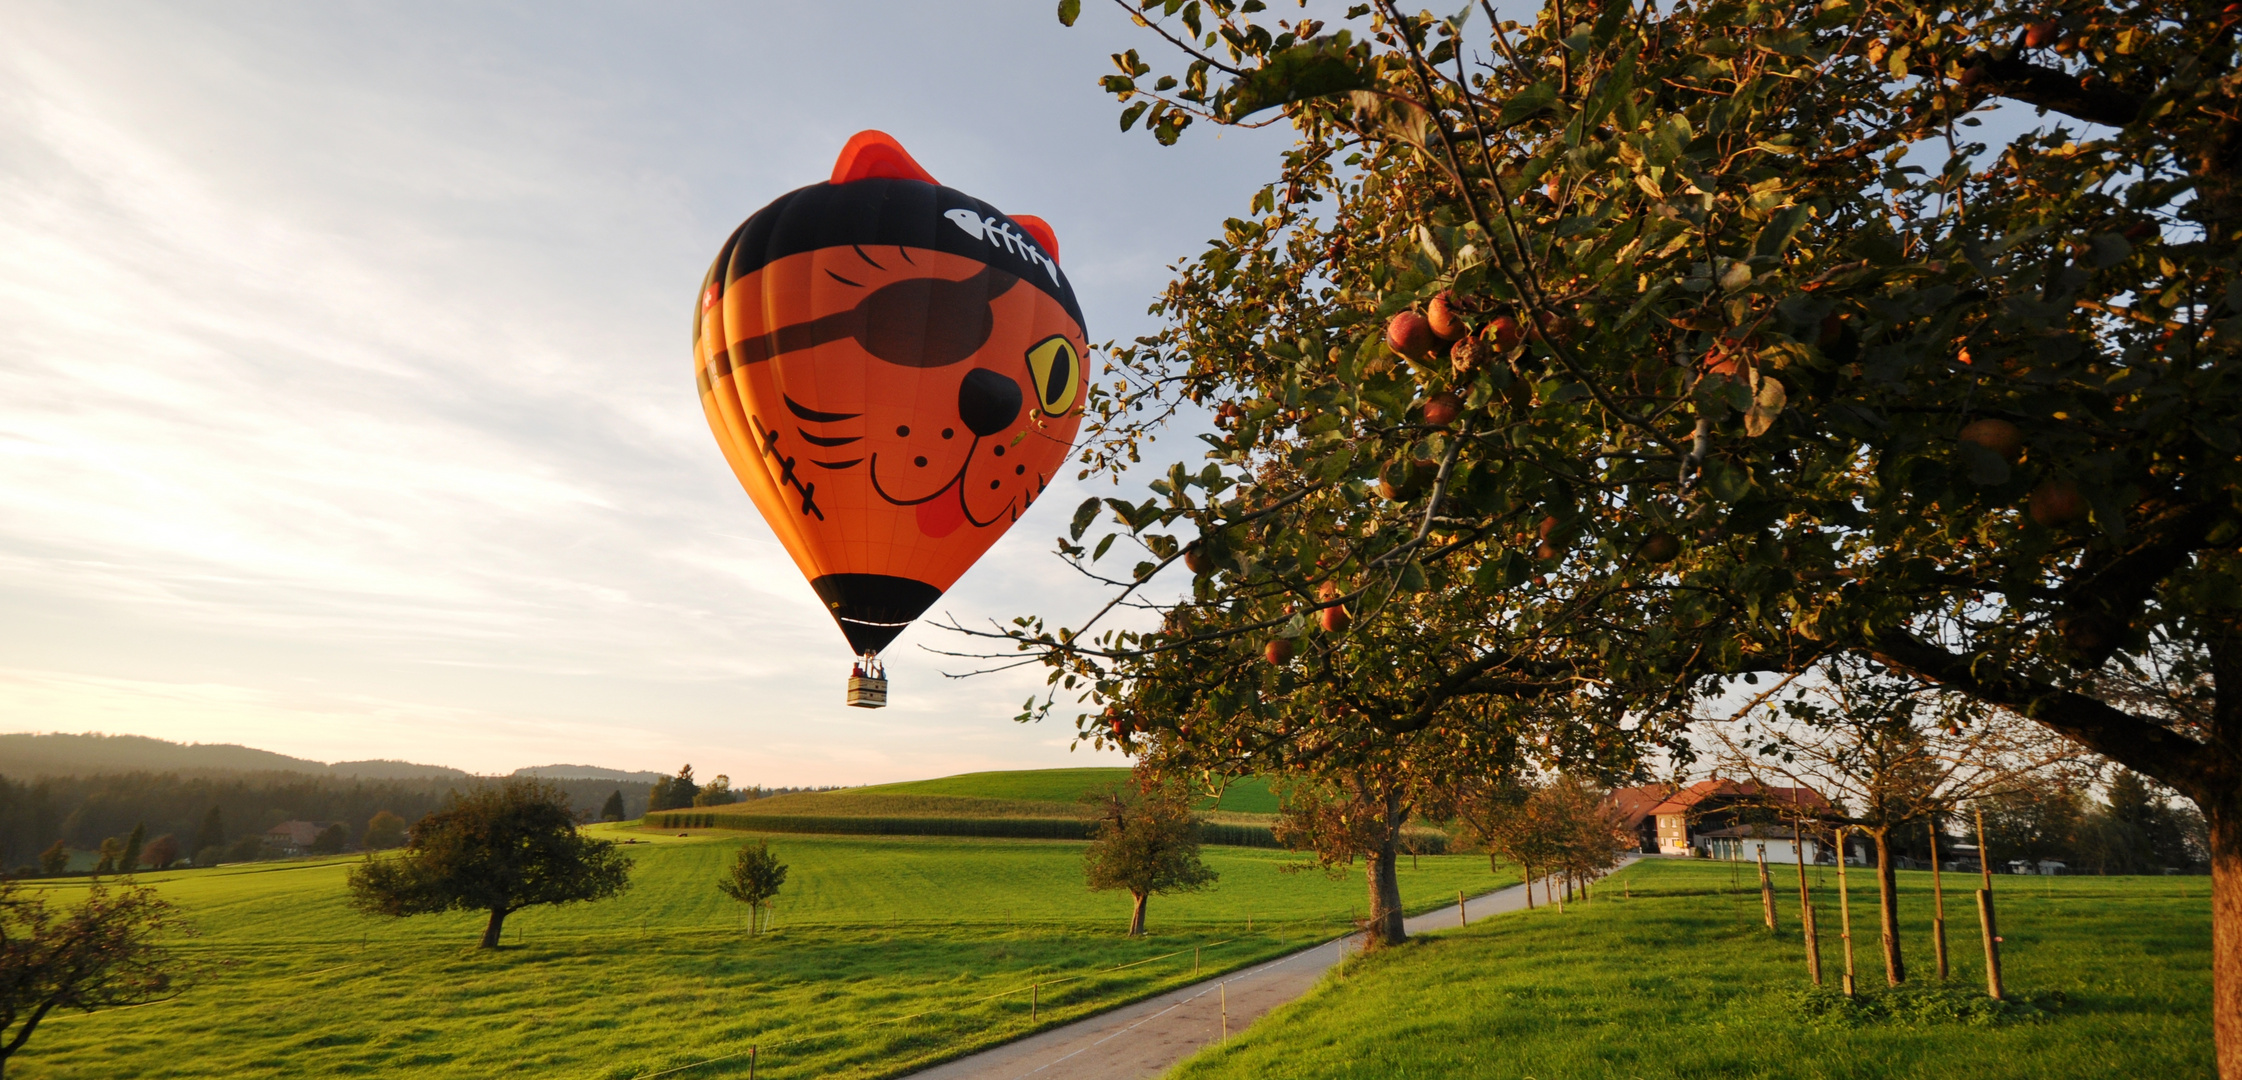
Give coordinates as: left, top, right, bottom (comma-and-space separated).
900, 865, 1620, 1080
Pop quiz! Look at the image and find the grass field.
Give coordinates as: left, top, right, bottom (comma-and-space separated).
14, 823, 1512, 1080
1172, 858, 2213, 1079
850, 769, 1281, 815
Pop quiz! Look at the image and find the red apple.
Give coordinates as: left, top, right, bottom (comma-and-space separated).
1387, 310, 1437, 360
1957, 418, 2025, 465
2024, 19, 2059, 47
2028, 479, 2086, 527
1423, 392, 1464, 428
1427, 292, 1465, 342
1641, 532, 1682, 564
1265, 638, 1295, 665
1485, 315, 1525, 352
1185, 544, 1212, 575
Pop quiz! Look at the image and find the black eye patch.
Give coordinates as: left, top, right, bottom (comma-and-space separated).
725, 267, 1020, 370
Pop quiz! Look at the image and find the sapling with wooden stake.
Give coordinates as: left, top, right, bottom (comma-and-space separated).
1835, 826, 1858, 997
1930, 816, 1950, 980
1976, 806, 2005, 1000
1758, 846, 1777, 931
1795, 824, 1822, 986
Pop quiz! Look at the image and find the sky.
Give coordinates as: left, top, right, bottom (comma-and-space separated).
0, 2, 1307, 784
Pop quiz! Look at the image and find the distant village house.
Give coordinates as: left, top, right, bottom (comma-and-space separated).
265, 820, 338, 854
1605, 778, 1834, 863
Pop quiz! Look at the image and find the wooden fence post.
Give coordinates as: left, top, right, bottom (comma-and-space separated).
1031, 983, 1038, 1021
1458, 891, 1467, 926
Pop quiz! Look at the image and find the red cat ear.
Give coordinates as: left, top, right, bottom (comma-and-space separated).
829, 130, 939, 186
1010, 214, 1060, 264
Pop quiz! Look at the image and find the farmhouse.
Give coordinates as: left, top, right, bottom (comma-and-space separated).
265, 820, 335, 854
1647, 778, 1832, 859
1601, 783, 1677, 854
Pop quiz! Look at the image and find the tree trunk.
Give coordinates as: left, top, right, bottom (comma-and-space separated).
1129, 892, 1148, 937
1365, 833, 1406, 948
1872, 827, 1905, 985
2211, 797, 2242, 1080
1523, 863, 1535, 909
481, 907, 509, 949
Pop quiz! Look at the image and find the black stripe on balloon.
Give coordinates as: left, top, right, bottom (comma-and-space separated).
796, 429, 861, 447
784, 394, 860, 423
824, 269, 865, 287
852, 245, 885, 270
810, 458, 865, 470
721, 177, 1084, 334
810, 573, 943, 655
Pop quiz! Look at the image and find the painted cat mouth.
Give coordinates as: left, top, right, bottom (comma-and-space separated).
869, 449, 973, 507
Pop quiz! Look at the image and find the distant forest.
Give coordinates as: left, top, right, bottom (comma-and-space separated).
0, 770, 655, 870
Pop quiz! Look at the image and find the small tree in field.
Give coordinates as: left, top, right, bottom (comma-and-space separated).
117, 825, 145, 876
716, 840, 788, 935
191, 807, 223, 855
1083, 783, 1216, 937
361, 811, 408, 851
92, 839, 121, 877
346, 779, 634, 948
309, 824, 348, 856
0, 877, 185, 1078
140, 835, 179, 872
599, 791, 625, 823
35, 844, 65, 878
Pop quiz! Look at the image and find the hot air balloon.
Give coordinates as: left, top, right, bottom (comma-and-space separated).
692, 131, 1086, 707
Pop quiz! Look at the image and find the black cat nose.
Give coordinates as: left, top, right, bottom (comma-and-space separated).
957, 368, 1022, 437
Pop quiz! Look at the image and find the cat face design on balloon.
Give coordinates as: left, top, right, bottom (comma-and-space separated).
692, 131, 1088, 657
715, 244, 1082, 538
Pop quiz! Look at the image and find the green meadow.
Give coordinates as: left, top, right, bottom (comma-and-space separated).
1174, 858, 2213, 1080
14, 823, 1510, 1080
851, 769, 1281, 815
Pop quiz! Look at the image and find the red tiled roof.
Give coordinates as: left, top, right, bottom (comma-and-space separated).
1648, 778, 1831, 817
1601, 784, 1676, 828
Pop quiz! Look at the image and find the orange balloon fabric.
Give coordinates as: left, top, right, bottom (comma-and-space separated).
693, 131, 1086, 656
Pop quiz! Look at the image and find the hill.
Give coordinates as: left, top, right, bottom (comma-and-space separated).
0, 732, 465, 780
855, 768, 1282, 814
513, 763, 666, 783
0, 732, 331, 777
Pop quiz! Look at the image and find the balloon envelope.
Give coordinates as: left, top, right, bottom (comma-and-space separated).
693, 131, 1086, 656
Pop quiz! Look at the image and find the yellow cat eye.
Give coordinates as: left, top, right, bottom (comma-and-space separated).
1024, 335, 1080, 416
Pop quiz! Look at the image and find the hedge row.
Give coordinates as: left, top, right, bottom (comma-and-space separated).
643, 812, 1289, 848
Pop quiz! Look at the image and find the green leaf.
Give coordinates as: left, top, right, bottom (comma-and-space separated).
1071, 497, 1102, 541
1057, 0, 1081, 25
2088, 233, 2132, 268
1218, 37, 1371, 122
1120, 101, 1151, 131
1092, 533, 1117, 561
1743, 378, 1785, 437
1398, 561, 1429, 593
1497, 81, 1558, 127
1751, 205, 1811, 260
1706, 460, 1754, 504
